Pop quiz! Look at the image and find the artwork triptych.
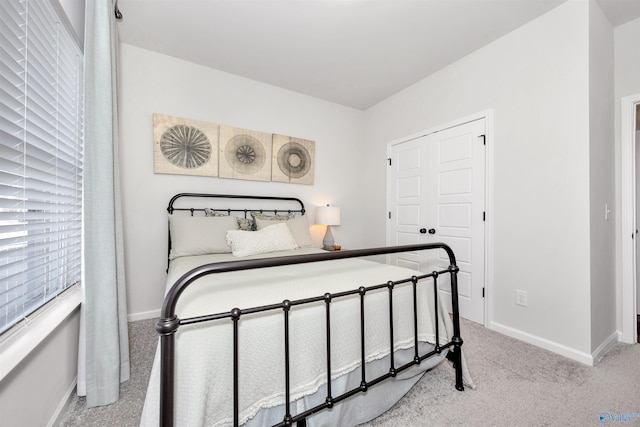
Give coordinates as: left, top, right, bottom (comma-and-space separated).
153, 114, 315, 185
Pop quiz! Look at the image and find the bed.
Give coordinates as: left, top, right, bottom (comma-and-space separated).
140, 193, 472, 427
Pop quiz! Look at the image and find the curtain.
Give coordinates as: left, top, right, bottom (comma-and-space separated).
77, 0, 130, 407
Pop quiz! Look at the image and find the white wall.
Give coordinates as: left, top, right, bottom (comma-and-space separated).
363, 1, 595, 358
588, 0, 616, 352
614, 16, 640, 331
118, 44, 366, 318
0, 310, 80, 426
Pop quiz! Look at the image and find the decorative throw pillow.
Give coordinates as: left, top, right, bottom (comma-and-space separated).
254, 215, 312, 248
226, 223, 298, 257
250, 211, 296, 222
169, 214, 238, 259
205, 208, 254, 231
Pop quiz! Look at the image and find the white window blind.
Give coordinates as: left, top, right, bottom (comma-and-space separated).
0, 0, 83, 335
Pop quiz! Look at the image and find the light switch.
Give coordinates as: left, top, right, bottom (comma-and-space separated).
515, 290, 527, 307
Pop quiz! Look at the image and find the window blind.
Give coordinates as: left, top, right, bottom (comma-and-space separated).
0, 0, 83, 335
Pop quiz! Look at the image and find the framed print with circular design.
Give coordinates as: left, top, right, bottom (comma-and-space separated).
271, 134, 315, 185
219, 125, 273, 182
153, 114, 219, 177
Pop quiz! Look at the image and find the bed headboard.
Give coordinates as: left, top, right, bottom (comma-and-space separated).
167, 193, 306, 217
166, 193, 306, 268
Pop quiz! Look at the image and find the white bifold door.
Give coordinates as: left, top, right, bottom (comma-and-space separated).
387, 118, 486, 324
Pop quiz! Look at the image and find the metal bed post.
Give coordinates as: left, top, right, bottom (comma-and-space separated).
323, 293, 333, 408
282, 300, 293, 426
448, 264, 464, 391
387, 281, 396, 377
359, 286, 367, 392
432, 271, 440, 353
231, 308, 241, 426
155, 316, 180, 427
411, 276, 419, 363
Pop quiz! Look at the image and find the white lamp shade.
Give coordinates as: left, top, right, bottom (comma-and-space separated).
316, 205, 341, 226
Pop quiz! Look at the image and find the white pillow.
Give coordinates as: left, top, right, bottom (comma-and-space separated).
169, 215, 238, 259
226, 223, 298, 257
254, 215, 312, 247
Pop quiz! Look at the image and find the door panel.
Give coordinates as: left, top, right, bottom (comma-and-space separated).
430, 119, 485, 323
398, 177, 420, 198
388, 136, 429, 268
388, 118, 486, 324
438, 203, 471, 228
439, 169, 472, 195
397, 205, 420, 224
439, 133, 472, 162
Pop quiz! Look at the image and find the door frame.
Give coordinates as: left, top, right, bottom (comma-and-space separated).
621, 94, 640, 344
385, 110, 493, 327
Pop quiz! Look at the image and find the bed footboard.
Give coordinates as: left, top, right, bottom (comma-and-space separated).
155, 243, 464, 427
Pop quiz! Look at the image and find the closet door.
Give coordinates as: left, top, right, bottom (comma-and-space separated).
387, 118, 486, 324
387, 134, 433, 272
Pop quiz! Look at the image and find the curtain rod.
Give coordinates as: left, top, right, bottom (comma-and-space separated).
114, 0, 123, 20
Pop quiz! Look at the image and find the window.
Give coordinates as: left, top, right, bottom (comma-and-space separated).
0, 0, 83, 335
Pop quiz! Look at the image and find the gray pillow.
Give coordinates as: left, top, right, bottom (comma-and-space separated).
169, 214, 238, 259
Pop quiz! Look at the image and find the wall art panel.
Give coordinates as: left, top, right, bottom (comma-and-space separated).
271, 134, 315, 185
153, 114, 219, 177
219, 125, 273, 182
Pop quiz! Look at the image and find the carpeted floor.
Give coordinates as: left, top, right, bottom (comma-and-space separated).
56, 318, 640, 427
57, 319, 158, 427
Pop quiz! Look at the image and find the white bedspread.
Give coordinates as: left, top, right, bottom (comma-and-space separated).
140, 248, 460, 427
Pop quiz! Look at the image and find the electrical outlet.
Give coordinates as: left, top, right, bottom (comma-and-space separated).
515, 290, 528, 307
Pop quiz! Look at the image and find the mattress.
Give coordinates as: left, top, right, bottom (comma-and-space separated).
140, 248, 467, 427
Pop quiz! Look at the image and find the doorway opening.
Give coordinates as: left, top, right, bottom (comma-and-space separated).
621, 94, 640, 344
635, 103, 640, 343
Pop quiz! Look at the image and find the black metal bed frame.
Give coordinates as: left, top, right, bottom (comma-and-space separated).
167, 193, 306, 217
156, 194, 464, 427
166, 193, 306, 266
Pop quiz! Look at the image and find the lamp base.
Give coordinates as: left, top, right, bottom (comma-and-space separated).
322, 225, 335, 250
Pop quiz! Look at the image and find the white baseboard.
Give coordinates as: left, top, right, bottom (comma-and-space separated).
127, 309, 160, 322
48, 377, 77, 427
591, 331, 620, 365
489, 321, 594, 366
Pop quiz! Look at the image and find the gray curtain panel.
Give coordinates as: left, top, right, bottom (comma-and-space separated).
78, 0, 131, 407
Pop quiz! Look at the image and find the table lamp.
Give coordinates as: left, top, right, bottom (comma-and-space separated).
316, 205, 341, 250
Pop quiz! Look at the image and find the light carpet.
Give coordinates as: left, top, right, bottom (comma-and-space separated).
56, 318, 640, 427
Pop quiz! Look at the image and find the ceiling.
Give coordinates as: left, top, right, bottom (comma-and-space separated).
117, 0, 640, 110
